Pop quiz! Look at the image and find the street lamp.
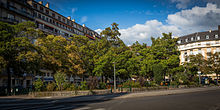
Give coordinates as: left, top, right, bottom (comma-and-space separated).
198, 71, 201, 85
113, 62, 116, 93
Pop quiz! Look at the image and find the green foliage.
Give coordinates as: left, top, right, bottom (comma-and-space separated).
33, 78, 44, 92
46, 82, 56, 91
88, 76, 98, 90
54, 72, 67, 91
152, 64, 164, 84
62, 82, 72, 90
66, 84, 78, 91
170, 81, 179, 86
99, 82, 107, 89
145, 81, 158, 87
80, 81, 88, 90
122, 81, 141, 88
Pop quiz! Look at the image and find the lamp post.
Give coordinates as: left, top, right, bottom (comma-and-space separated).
198, 71, 201, 85
113, 62, 116, 93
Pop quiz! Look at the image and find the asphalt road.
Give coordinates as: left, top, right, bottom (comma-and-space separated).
1, 88, 220, 110
87, 89, 220, 110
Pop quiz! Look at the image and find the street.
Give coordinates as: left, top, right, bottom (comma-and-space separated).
1, 88, 220, 110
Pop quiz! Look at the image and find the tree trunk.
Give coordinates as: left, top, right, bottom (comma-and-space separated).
217, 73, 218, 85
7, 66, 11, 95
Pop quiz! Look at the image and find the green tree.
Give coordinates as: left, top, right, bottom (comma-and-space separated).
0, 21, 42, 95
206, 52, 220, 85
33, 78, 44, 92
150, 33, 180, 83
54, 72, 67, 91
36, 35, 84, 76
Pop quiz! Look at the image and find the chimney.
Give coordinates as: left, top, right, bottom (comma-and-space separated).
38, 1, 43, 4
83, 24, 85, 27
67, 16, 71, 20
45, 2, 49, 8
72, 19, 75, 22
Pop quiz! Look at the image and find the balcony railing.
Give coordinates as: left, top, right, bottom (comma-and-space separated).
0, 17, 19, 24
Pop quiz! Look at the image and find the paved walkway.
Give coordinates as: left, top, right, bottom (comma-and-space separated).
116, 86, 220, 99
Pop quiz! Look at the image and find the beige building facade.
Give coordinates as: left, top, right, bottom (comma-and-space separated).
178, 26, 220, 80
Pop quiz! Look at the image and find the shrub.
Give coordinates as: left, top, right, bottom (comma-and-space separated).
33, 78, 44, 92
122, 80, 141, 88
99, 82, 106, 89
145, 81, 157, 87
54, 72, 67, 91
63, 82, 71, 90
88, 76, 98, 90
46, 82, 56, 91
170, 81, 179, 86
80, 81, 88, 90
137, 77, 145, 87
68, 84, 78, 91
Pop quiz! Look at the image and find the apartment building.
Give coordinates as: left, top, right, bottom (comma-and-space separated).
0, 0, 100, 88
177, 26, 220, 79
0, 0, 100, 39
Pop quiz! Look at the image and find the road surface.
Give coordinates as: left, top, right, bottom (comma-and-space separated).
0, 87, 220, 110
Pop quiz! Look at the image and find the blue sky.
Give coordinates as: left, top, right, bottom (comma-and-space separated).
37, 0, 220, 45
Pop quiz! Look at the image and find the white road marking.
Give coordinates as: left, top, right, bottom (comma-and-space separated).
94, 108, 106, 110
73, 106, 91, 110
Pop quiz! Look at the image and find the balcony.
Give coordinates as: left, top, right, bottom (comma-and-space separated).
8, 5, 34, 19
0, 17, 19, 24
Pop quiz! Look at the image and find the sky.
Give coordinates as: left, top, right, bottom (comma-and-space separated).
36, 0, 220, 45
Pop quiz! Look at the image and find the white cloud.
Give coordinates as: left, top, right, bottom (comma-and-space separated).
71, 8, 78, 14
95, 29, 103, 34
171, 0, 191, 9
118, 3, 220, 45
119, 20, 181, 45
81, 16, 88, 23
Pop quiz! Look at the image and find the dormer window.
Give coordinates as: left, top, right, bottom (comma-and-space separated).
206, 35, 209, 39
215, 34, 218, 38
197, 36, 200, 40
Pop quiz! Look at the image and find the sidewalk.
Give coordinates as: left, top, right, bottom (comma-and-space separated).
116, 86, 220, 99
0, 86, 219, 105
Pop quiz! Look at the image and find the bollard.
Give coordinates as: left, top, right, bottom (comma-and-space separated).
110, 86, 112, 93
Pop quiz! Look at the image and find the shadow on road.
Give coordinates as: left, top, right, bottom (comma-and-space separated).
0, 92, 129, 109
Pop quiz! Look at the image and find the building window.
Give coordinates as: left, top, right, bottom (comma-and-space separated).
198, 49, 201, 54
215, 34, 218, 38
191, 37, 194, 41
38, 13, 41, 18
52, 13, 55, 17
46, 17, 48, 22
42, 15, 45, 20
197, 36, 200, 40
58, 16, 61, 21
206, 35, 209, 39
185, 39, 188, 42
63, 18, 65, 23
190, 50, 193, 55
217, 48, 220, 52
40, 6, 44, 12
207, 48, 211, 53
33, 4, 37, 9
8, 14, 14, 19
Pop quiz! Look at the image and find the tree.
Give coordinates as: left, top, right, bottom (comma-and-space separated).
150, 33, 180, 83
36, 35, 84, 76
0, 21, 41, 95
54, 72, 67, 91
206, 52, 220, 85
